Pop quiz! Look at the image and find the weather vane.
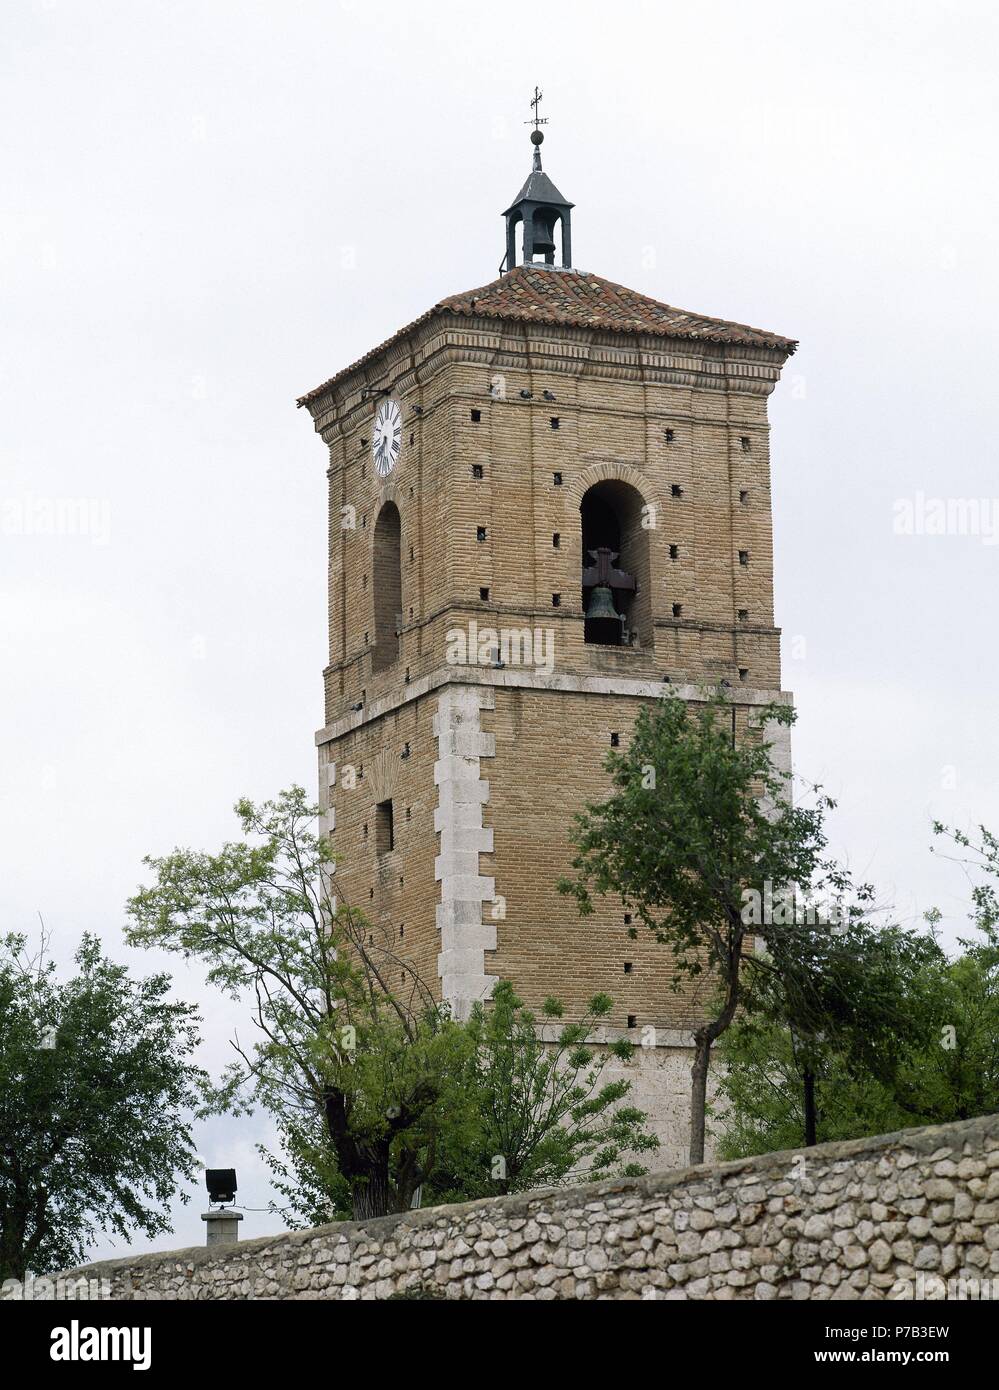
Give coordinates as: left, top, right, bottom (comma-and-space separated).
525, 86, 548, 133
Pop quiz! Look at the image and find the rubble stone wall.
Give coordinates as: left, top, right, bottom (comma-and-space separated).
31, 1114, 999, 1301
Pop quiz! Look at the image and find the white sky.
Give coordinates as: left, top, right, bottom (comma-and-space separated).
2, 0, 998, 1259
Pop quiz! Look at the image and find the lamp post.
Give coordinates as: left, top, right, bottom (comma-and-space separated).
201, 1168, 243, 1247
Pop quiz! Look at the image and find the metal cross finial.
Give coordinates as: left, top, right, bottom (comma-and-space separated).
525, 86, 548, 131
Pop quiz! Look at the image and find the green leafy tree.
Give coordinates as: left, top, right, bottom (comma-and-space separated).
559, 692, 840, 1164
717, 907, 999, 1156
928, 824, 999, 1117
126, 787, 474, 1220
128, 788, 659, 1224
0, 931, 205, 1281
714, 1018, 907, 1158
428, 981, 658, 1203
736, 915, 942, 1145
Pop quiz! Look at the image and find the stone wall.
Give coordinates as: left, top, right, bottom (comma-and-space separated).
34, 1114, 999, 1301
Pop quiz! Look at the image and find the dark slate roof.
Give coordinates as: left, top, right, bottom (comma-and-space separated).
503, 169, 574, 213
297, 265, 797, 407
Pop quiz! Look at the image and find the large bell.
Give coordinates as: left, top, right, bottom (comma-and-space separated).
584, 584, 623, 647
584, 585, 620, 622
531, 209, 557, 257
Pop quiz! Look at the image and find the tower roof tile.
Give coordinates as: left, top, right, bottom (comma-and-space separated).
297, 265, 796, 407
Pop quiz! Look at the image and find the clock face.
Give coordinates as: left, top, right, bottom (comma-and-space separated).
372, 399, 402, 477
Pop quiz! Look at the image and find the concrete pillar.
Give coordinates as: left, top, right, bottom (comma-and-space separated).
201, 1210, 243, 1247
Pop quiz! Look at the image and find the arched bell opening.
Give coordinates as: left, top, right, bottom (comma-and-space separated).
372, 502, 402, 671
580, 481, 651, 648
528, 206, 562, 265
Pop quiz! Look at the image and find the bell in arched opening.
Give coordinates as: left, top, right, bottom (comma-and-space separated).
582, 546, 636, 648
584, 584, 624, 647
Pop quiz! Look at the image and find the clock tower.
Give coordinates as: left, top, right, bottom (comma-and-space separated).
297, 120, 796, 1163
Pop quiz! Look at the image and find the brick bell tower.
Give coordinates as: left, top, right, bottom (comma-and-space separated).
298, 111, 796, 1162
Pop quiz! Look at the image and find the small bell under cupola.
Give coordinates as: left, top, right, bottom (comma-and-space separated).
502, 88, 574, 272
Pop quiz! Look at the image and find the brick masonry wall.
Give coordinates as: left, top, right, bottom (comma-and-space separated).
33, 1115, 999, 1301
311, 317, 787, 726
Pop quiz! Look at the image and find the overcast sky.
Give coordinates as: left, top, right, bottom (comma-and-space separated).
3, 0, 997, 1259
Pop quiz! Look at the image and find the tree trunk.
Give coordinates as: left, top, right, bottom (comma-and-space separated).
803, 1066, 817, 1147
689, 1030, 712, 1165
351, 1164, 390, 1220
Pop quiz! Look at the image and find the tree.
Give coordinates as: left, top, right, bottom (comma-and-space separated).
716, 907, 999, 1157
128, 789, 659, 1224
126, 788, 474, 1220
0, 931, 205, 1281
716, 917, 944, 1153
714, 1018, 908, 1159
427, 981, 658, 1203
559, 692, 838, 1164
736, 914, 942, 1145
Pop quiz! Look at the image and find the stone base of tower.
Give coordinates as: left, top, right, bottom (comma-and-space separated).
540, 1030, 724, 1170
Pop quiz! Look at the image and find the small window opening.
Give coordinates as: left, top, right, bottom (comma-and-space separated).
671, 483, 683, 498
552, 532, 561, 548
471, 409, 481, 423
739, 668, 749, 682
665, 428, 675, 443
553, 472, 563, 486
552, 593, 561, 607
472, 464, 484, 479
739, 550, 749, 566
669, 545, 679, 560
739, 490, 749, 504
480, 586, 490, 601
738, 608, 749, 622
627, 1015, 637, 1029
740, 436, 751, 452
550, 417, 560, 430
610, 731, 620, 747
624, 962, 633, 975
476, 526, 487, 542
672, 603, 683, 618
375, 800, 394, 854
